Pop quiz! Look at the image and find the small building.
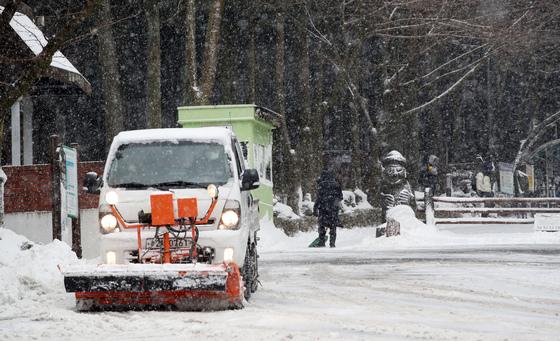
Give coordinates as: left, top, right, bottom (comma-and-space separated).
178, 104, 280, 218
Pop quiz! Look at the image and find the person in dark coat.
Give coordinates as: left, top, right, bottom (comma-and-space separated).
313, 169, 343, 247
418, 154, 439, 194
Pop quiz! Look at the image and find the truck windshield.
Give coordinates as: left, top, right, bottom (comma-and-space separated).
107, 141, 233, 188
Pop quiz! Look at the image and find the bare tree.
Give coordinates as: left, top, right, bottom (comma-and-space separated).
197, 0, 224, 105
183, 0, 198, 102
145, 0, 162, 128
97, 0, 124, 149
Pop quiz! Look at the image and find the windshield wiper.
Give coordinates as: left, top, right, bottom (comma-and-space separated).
111, 182, 149, 188
149, 181, 207, 189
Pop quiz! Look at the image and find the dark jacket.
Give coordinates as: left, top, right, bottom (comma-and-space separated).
313, 171, 343, 228
419, 168, 438, 192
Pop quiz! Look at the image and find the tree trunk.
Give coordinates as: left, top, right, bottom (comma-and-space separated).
97, 0, 124, 149
0, 0, 22, 30
274, 6, 299, 212
273, 7, 287, 201
298, 5, 321, 196
183, 0, 198, 103
197, 0, 224, 105
247, 2, 257, 103
145, 0, 162, 128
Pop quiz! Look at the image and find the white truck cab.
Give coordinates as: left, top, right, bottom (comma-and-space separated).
84, 127, 260, 298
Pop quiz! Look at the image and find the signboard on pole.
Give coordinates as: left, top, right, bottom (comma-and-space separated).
498, 162, 514, 195
526, 164, 535, 192
63, 146, 79, 218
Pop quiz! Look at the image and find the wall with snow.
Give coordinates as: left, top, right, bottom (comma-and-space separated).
3, 209, 100, 259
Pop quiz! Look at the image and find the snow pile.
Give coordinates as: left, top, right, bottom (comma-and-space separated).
258, 216, 293, 251
0, 228, 78, 319
386, 205, 437, 236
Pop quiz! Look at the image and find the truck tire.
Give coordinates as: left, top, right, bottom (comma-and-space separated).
242, 240, 258, 300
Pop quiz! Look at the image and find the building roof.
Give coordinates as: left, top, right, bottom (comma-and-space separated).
0, 5, 91, 94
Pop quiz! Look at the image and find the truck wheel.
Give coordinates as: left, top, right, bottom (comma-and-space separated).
242, 240, 258, 300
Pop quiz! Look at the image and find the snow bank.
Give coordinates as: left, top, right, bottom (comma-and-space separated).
258, 216, 294, 251
258, 204, 560, 253
0, 228, 79, 319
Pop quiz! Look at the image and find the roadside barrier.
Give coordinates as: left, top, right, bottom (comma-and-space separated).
420, 188, 560, 226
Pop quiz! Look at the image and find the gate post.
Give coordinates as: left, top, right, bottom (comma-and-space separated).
70, 143, 82, 258
0, 169, 6, 226
425, 187, 435, 226
50, 135, 61, 241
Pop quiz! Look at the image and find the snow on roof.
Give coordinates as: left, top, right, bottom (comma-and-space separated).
0, 5, 82, 75
113, 127, 235, 146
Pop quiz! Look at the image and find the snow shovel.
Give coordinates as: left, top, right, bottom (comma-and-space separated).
61, 262, 243, 311
308, 235, 328, 247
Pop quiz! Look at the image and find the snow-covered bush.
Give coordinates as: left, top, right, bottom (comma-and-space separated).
300, 193, 314, 216
341, 189, 374, 214
273, 198, 301, 221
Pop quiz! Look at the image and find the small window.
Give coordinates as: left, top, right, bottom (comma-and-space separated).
254, 143, 273, 185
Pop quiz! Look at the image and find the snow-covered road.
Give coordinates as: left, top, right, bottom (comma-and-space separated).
1, 223, 559, 340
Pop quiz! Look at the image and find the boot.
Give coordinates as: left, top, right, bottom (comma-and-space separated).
317, 226, 327, 247
329, 227, 336, 247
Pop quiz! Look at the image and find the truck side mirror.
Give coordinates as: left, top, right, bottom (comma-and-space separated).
241, 169, 260, 191
83, 172, 102, 194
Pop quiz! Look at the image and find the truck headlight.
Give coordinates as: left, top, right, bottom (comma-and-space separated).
221, 210, 239, 227
219, 200, 241, 230
100, 214, 118, 233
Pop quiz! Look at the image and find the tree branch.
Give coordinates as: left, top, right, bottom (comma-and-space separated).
400, 62, 481, 116
0, 0, 102, 115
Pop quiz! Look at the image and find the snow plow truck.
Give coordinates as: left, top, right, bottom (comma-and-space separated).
61, 127, 261, 311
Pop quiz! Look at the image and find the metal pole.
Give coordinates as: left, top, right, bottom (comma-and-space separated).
50, 135, 61, 241
70, 142, 82, 258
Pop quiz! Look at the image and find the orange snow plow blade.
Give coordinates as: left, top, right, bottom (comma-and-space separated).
62, 263, 243, 311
